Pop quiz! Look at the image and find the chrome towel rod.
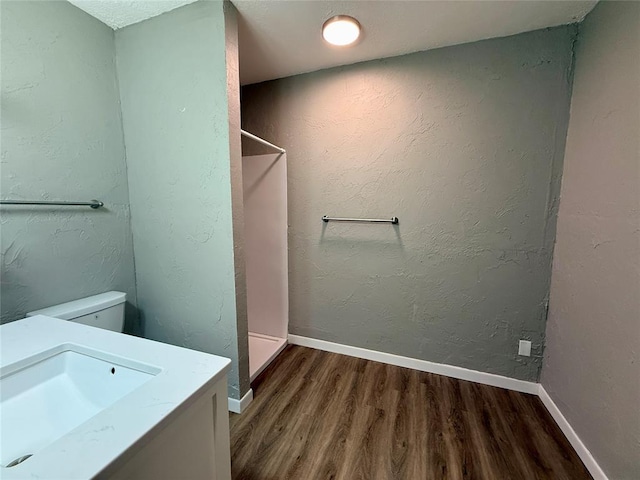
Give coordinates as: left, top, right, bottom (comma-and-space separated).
323, 216, 399, 225
241, 129, 286, 154
0, 199, 104, 209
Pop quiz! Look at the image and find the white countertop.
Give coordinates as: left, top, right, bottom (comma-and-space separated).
0, 316, 231, 480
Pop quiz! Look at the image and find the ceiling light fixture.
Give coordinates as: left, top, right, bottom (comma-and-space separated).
322, 15, 361, 47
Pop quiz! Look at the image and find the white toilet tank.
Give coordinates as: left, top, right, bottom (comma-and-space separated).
26, 291, 127, 332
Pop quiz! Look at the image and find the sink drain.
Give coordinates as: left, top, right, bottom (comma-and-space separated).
6, 454, 32, 468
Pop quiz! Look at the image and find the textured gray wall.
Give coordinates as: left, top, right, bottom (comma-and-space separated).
224, 1, 250, 398
242, 27, 576, 381
115, 1, 248, 399
0, 1, 138, 326
542, 3, 640, 478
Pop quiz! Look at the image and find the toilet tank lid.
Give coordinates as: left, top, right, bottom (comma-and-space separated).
26, 291, 127, 320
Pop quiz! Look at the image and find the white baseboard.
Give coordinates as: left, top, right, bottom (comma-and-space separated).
288, 334, 538, 394
228, 388, 253, 414
287, 334, 608, 480
538, 386, 608, 480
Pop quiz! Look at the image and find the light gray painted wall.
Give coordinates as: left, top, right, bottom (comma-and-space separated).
242, 26, 576, 381
115, 0, 248, 399
541, 3, 640, 478
0, 0, 138, 327
224, 1, 250, 398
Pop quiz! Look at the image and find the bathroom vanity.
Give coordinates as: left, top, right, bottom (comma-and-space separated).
0, 316, 232, 479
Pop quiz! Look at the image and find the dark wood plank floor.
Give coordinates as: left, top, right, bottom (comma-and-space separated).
230, 345, 591, 480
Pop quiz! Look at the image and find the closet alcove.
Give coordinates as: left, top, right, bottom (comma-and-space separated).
241, 130, 289, 380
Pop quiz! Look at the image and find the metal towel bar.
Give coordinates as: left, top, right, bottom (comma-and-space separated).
0, 200, 104, 209
322, 216, 399, 225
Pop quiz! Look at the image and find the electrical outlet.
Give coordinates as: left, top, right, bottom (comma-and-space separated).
518, 340, 532, 357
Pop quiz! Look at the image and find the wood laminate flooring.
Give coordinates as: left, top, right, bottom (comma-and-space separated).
230, 345, 591, 480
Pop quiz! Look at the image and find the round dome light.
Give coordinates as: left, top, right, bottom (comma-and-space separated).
322, 15, 361, 47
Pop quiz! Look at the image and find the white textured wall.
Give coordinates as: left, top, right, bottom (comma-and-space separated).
0, 1, 138, 326
115, 1, 248, 399
242, 26, 576, 381
542, 2, 640, 478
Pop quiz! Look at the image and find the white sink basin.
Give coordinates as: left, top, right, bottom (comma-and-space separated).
0, 316, 231, 480
0, 344, 159, 468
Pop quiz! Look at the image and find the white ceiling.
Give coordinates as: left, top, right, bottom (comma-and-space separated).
68, 0, 598, 86
68, 0, 198, 29
235, 0, 597, 85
